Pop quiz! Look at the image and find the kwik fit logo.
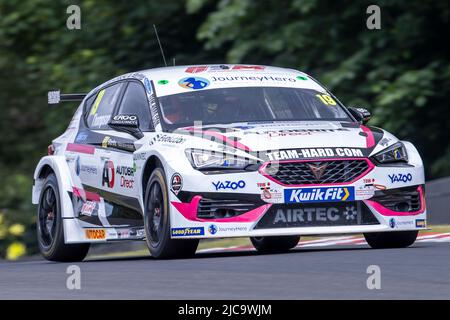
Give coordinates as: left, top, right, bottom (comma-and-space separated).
284, 186, 355, 203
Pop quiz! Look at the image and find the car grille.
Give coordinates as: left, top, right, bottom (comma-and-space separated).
262, 159, 370, 185
197, 198, 259, 219
371, 186, 422, 212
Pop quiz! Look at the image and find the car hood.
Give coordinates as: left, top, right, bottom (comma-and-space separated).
178, 121, 387, 153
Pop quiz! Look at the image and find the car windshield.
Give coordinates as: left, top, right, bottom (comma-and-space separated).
158, 87, 352, 130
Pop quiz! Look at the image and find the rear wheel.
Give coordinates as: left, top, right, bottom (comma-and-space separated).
37, 173, 90, 262
364, 231, 418, 249
144, 168, 199, 259
250, 235, 300, 253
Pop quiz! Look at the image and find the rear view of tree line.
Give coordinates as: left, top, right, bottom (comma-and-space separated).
0, 0, 448, 258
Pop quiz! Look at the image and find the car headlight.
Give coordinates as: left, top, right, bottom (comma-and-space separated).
372, 142, 408, 164
186, 149, 258, 171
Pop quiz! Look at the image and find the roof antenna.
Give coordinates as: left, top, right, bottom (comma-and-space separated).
153, 24, 167, 67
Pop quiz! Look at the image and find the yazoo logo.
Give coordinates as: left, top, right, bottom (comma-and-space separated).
212, 180, 246, 191
284, 187, 355, 203
388, 173, 412, 184
178, 77, 210, 90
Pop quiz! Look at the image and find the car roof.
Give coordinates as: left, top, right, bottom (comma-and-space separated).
95, 64, 326, 97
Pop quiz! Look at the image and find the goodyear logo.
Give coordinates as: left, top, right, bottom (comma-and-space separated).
284, 187, 355, 203
171, 227, 205, 237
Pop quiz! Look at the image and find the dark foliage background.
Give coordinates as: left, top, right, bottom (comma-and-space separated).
0, 0, 448, 258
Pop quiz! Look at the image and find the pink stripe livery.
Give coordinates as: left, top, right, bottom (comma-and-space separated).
171, 196, 270, 223
66, 143, 95, 155
360, 125, 375, 148
366, 185, 426, 216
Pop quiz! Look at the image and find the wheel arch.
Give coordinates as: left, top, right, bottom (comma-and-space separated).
141, 155, 164, 199
32, 156, 74, 211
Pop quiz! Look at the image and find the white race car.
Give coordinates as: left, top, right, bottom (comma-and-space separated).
33, 65, 426, 261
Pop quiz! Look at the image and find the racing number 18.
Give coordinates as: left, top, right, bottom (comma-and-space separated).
316, 94, 337, 105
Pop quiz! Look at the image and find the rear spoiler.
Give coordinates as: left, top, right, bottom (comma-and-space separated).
48, 89, 87, 106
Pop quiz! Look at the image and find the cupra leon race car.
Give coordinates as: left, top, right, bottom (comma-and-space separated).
32, 64, 426, 261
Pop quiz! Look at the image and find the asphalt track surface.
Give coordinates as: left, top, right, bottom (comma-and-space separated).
1, 240, 450, 299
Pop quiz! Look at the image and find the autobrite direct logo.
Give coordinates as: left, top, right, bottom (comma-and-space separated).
284, 186, 355, 203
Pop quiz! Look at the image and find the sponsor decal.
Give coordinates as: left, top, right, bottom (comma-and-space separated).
79, 164, 97, 175
416, 219, 426, 228
171, 227, 205, 237
102, 160, 115, 188
389, 218, 396, 229
388, 173, 413, 184
212, 180, 246, 191
101, 136, 135, 152
116, 165, 135, 189
75, 156, 81, 175
379, 137, 391, 147
75, 132, 88, 143
374, 184, 386, 190
211, 75, 296, 83
149, 134, 186, 146
170, 173, 183, 195
185, 66, 209, 73
102, 136, 110, 148
80, 201, 96, 216
133, 152, 146, 161
184, 65, 264, 73
144, 77, 153, 94
110, 114, 138, 126
91, 114, 110, 127
257, 182, 282, 201
265, 147, 364, 161
178, 77, 210, 90
208, 225, 248, 234
396, 220, 415, 227
85, 229, 106, 240
208, 224, 218, 235
273, 206, 358, 224
284, 186, 355, 204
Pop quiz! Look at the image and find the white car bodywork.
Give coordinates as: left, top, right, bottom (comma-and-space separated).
32, 65, 426, 244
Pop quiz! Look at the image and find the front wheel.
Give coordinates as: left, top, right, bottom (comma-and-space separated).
250, 235, 300, 253
364, 231, 418, 249
37, 173, 90, 262
144, 168, 199, 259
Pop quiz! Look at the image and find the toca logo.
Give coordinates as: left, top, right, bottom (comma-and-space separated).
85, 229, 106, 240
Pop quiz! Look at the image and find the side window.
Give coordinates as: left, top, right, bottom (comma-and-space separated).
86, 83, 124, 130
117, 81, 152, 131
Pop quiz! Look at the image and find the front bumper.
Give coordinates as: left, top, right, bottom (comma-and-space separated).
167, 157, 427, 239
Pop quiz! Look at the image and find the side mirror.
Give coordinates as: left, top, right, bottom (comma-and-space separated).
348, 107, 372, 124
108, 114, 144, 139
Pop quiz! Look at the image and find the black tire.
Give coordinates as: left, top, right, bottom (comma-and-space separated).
250, 235, 300, 253
144, 168, 199, 259
37, 173, 90, 262
364, 231, 418, 249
